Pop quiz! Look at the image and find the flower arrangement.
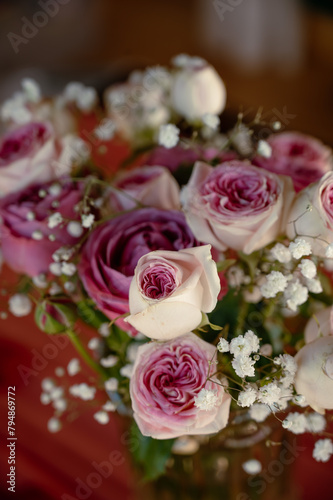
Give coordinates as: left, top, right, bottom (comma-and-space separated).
1, 54, 333, 481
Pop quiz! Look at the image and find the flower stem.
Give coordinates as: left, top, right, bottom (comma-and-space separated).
67, 329, 109, 381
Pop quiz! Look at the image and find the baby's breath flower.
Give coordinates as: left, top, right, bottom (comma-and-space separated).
282, 412, 307, 434
48, 212, 63, 229
69, 383, 96, 401
299, 259, 317, 279
289, 238, 312, 259
67, 358, 80, 376
93, 410, 110, 425
249, 403, 271, 422
158, 124, 179, 148
232, 355, 256, 378
81, 213, 95, 228
257, 140, 272, 158
238, 386, 257, 407
194, 389, 219, 411
217, 338, 229, 353
261, 271, 288, 299
306, 278, 323, 294
258, 383, 281, 406
8, 294, 32, 317
306, 413, 326, 433
313, 439, 333, 462
284, 279, 308, 311
242, 459, 262, 475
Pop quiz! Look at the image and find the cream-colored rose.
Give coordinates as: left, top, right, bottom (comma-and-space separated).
171, 59, 226, 122
125, 245, 220, 340
286, 172, 333, 256
304, 307, 333, 344
181, 161, 294, 254
0, 121, 71, 197
294, 336, 333, 413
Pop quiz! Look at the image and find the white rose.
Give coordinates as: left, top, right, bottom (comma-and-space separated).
294, 336, 333, 414
171, 60, 226, 122
286, 172, 333, 256
125, 245, 220, 340
304, 307, 333, 344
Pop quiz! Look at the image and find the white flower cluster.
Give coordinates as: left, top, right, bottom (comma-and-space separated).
62, 82, 98, 112
1, 78, 41, 124
40, 377, 67, 433
158, 123, 180, 148
218, 330, 260, 379
264, 239, 322, 311
313, 439, 333, 462
69, 383, 96, 401
194, 388, 220, 411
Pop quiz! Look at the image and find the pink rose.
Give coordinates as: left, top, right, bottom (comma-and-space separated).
77, 208, 199, 328
253, 132, 332, 192
304, 307, 333, 344
125, 245, 220, 339
0, 179, 84, 276
130, 333, 231, 438
109, 165, 180, 211
181, 161, 294, 254
294, 336, 333, 414
0, 121, 70, 197
286, 172, 333, 256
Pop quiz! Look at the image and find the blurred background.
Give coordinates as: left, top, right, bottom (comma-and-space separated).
0, 1, 333, 499
0, 0, 333, 143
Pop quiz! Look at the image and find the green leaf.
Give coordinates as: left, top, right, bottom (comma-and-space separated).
130, 422, 174, 481
106, 324, 132, 356
216, 259, 236, 273
77, 300, 108, 329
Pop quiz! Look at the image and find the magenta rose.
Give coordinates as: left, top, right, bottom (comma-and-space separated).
130, 333, 231, 439
109, 165, 180, 211
253, 132, 332, 192
144, 145, 237, 172
181, 161, 294, 254
77, 208, 199, 326
0, 179, 84, 276
0, 121, 71, 197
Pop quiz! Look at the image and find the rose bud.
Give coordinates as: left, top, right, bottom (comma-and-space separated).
125, 245, 220, 340
0, 179, 85, 276
130, 333, 231, 439
35, 298, 76, 334
253, 132, 332, 193
181, 161, 294, 254
0, 121, 72, 197
108, 165, 180, 211
77, 208, 199, 331
171, 56, 226, 122
294, 336, 333, 414
287, 172, 333, 256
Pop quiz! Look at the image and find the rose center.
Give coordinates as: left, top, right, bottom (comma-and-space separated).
140, 262, 178, 300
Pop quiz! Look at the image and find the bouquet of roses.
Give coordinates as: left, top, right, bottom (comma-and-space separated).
1, 54, 333, 479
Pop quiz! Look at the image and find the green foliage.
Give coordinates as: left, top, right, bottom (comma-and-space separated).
77, 300, 108, 329
130, 422, 174, 481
